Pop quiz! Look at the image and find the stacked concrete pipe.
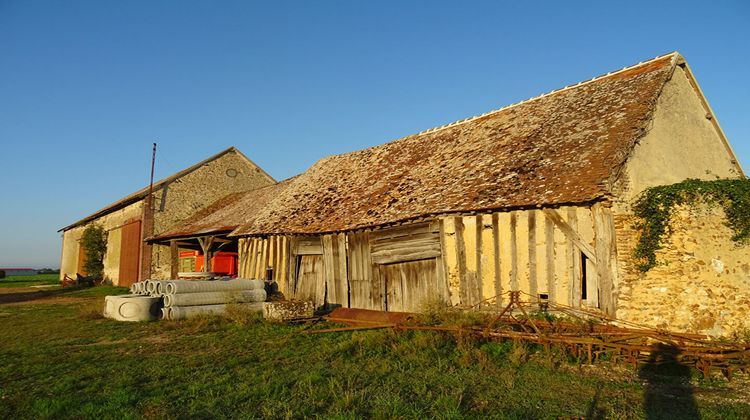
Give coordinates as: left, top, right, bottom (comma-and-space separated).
111, 278, 268, 322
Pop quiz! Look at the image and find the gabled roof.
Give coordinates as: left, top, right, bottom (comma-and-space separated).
59, 147, 275, 232
231, 53, 683, 236
147, 179, 293, 242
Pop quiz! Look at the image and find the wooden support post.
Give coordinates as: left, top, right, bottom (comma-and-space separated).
475, 215, 483, 306
545, 216, 555, 303
509, 211, 518, 291
543, 209, 597, 265
170, 240, 179, 279
528, 210, 538, 299
567, 208, 581, 307
197, 236, 214, 273
454, 217, 468, 304
592, 203, 618, 316
438, 219, 452, 303
492, 213, 502, 307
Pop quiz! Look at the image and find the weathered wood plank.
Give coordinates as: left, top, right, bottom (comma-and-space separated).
592, 203, 618, 316
528, 210, 538, 298
371, 249, 442, 265
438, 219, 452, 304
492, 213, 502, 307
545, 215, 555, 302
370, 223, 437, 241
509, 211, 518, 291
454, 217, 469, 304
566, 208, 580, 307
577, 207, 598, 308
170, 240, 179, 279
475, 215, 484, 305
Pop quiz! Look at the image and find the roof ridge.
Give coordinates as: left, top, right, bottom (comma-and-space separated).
412, 52, 680, 138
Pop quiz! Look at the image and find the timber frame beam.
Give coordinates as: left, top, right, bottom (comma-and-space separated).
542, 209, 597, 265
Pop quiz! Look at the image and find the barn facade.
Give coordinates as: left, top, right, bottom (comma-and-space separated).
59, 147, 275, 286
154, 53, 748, 336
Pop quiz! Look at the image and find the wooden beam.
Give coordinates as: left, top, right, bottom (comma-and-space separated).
475, 215, 483, 306
542, 209, 597, 265
454, 217, 468, 304
592, 203, 618, 316
567, 208, 581, 307
438, 219, 452, 303
545, 216, 555, 302
528, 210, 537, 298
509, 211, 518, 291
170, 240, 179, 279
492, 213, 502, 307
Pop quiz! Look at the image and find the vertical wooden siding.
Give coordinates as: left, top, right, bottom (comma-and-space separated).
238, 236, 290, 294
440, 205, 616, 313
235, 204, 617, 315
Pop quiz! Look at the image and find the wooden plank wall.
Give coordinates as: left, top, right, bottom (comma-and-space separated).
347, 232, 384, 310
235, 204, 618, 315
238, 236, 290, 294
440, 206, 617, 313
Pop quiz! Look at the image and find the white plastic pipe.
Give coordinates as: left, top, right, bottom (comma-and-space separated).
168, 302, 264, 320
163, 289, 266, 307
165, 278, 264, 295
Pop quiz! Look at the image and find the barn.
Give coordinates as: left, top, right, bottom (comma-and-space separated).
153, 53, 748, 336
59, 147, 275, 286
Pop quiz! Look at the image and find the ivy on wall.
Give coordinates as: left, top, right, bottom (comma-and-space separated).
81, 224, 108, 280
633, 178, 750, 272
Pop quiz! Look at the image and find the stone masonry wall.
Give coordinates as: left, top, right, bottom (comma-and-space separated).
615, 203, 750, 337
59, 200, 143, 285
149, 150, 275, 279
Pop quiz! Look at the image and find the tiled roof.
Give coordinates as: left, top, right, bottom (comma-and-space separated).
229, 53, 679, 236
148, 179, 292, 241
59, 147, 275, 232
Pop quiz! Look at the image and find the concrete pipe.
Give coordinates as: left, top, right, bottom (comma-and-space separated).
160, 307, 169, 320
103, 295, 162, 322
103, 294, 132, 318
164, 289, 266, 307
169, 302, 264, 320
165, 278, 264, 295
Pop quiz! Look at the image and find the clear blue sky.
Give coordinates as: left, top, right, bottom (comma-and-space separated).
1, 0, 748, 268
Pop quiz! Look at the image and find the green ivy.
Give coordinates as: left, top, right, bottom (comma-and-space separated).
81, 224, 108, 280
633, 178, 750, 272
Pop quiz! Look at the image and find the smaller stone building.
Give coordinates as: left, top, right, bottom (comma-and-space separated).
59, 147, 275, 286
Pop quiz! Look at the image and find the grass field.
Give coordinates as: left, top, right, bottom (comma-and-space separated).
1, 275, 749, 419
0, 273, 60, 288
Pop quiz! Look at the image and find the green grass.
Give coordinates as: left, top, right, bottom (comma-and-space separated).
0, 273, 60, 288
0, 289, 748, 419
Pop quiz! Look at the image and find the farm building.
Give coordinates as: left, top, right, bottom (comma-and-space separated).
152, 52, 748, 336
59, 147, 275, 286
146, 180, 290, 279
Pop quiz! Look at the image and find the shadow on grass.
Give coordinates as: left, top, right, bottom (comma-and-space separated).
0, 286, 89, 305
639, 343, 699, 420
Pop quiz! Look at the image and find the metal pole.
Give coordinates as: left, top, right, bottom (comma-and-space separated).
148, 143, 156, 210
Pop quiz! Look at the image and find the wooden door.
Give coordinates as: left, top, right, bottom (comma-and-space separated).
118, 219, 142, 287
294, 255, 326, 307
379, 259, 437, 312
76, 243, 87, 275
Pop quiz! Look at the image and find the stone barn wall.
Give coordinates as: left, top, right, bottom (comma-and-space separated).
60, 200, 144, 285
615, 203, 750, 337
148, 150, 275, 279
